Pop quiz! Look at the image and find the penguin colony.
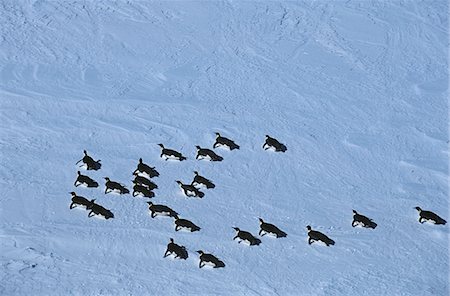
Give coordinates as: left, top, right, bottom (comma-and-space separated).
70, 134, 447, 269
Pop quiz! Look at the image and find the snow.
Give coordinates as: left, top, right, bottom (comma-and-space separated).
0, 1, 448, 295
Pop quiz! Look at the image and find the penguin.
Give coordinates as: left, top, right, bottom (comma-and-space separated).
147, 201, 178, 219
76, 150, 102, 170
176, 180, 205, 198
158, 144, 187, 161
352, 210, 377, 229
195, 146, 223, 161
196, 251, 225, 268
163, 238, 189, 260
415, 207, 446, 225
213, 132, 240, 150
132, 181, 155, 198
69, 192, 93, 209
104, 177, 130, 194
258, 218, 287, 238
174, 217, 201, 232
133, 158, 159, 178
263, 135, 287, 152
306, 225, 335, 246
74, 171, 99, 188
192, 171, 215, 189
233, 227, 262, 246
133, 175, 158, 190
87, 201, 114, 219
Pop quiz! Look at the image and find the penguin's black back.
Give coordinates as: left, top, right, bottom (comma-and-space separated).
309, 230, 335, 245
151, 204, 178, 216
236, 230, 261, 245
197, 147, 223, 161
175, 218, 200, 231
261, 222, 287, 237
353, 212, 377, 229
134, 176, 158, 190
200, 253, 225, 267
193, 174, 215, 189
71, 195, 91, 207
421, 210, 447, 225
216, 136, 239, 150
136, 162, 159, 177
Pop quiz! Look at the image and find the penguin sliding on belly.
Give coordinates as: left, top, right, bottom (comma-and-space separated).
195, 146, 223, 161
133, 158, 159, 178
233, 227, 261, 246
263, 135, 287, 152
158, 144, 187, 161
352, 210, 377, 229
69, 192, 93, 210
306, 225, 335, 246
213, 132, 240, 150
258, 218, 287, 238
176, 180, 205, 198
196, 251, 225, 268
132, 181, 155, 198
134, 175, 158, 190
104, 177, 129, 194
415, 207, 446, 225
147, 202, 179, 219
74, 171, 99, 188
192, 171, 215, 189
174, 217, 201, 232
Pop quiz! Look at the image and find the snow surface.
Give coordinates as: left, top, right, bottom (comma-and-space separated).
0, 1, 448, 295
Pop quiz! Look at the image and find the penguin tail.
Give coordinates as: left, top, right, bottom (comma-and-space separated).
252, 238, 262, 246
278, 231, 287, 238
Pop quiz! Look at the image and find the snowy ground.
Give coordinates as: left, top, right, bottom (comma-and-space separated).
0, 1, 448, 295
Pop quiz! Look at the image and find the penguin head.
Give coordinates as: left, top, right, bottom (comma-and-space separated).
306, 225, 312, 231
233, 227, 240, 232
215, 132, 221, 137
90, 199, 96, 203
70, 192, 76, 196
258, 218, 264, 224
194, 171, 199, 175
352, 209, 358, 215
265, 135, 270, 138
77, 171, 81, 175
176, 180, 182, 185
169, 238, 174, 243
83, 150, 88, 155
195, 145, 201, 150
147, 201, 153, 206
415, 207, 422, 212
104, 177, 110, 181
139, 158, 143, 163
196, 250, 204, 255
158, 143, 164, 148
